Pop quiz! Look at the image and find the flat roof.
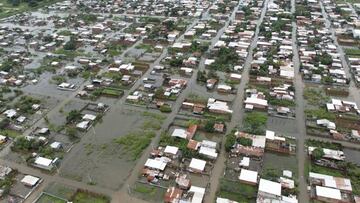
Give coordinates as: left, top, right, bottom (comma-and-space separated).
145, 159, 167, 171
189, 158, 206, 171
239, 169, 258, 184
164, 146, 179, 155
35, 157, 52, 167
21, 175, 40, 187
316, 186, 342, 200
259, 179, 281, 196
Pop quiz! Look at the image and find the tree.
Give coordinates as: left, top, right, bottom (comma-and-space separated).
225, 133, 236, 152
237, 137, 252, 146
8, 0, 20, 6
0, 118, 9, 129
43, 35, 53, 43
66, 110, 81, 124
319, 53, 333, 65
207, 70, 218, 79
66, 127, 78, 140
63, 36, 77, 51
196, 70, 207, 83
154, 87, 165, 99
243, 112, 268, 134
312, 148, 324, 160
204, 120, 215, 133
159, 105, 172, 113
169, 57, 183, 67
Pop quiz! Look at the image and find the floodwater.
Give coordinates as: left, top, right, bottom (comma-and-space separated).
59, 108, 148, 190
343, 148, 360, 166
262, 152, 298, 178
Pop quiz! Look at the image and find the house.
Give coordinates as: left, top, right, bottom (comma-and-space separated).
206, 79, 217, 89
76, 120, 90, 130
82, 114, 96, 121
171, 129, 187, 139
50, 142, 62, 150
216, 197, 239, 203
144, 158, 167, 171
239, 169, 258, 185
231, 144, 264, 157
280, 177, 295, 189
229, 73, 242, 81
187, 139, 200, 150
199, 140, 218, 159
316, 119, 336, 130
0, 165, 12, 180
21, 175, 40, 187
314, 186, 343, 203
164, 146, 179, 158
214, 123, 225, 133
58, 82, 76, 90
33, 156, 55, 170
164, 187, 183, 203
309, 172, 352, 193
3, 109, 17, 119
207, 98, 233, 114
187, 186, 206, 203
188, 158, 206, 173
175, 174, 191, 189
257, 179, 282, 202
265, 130, 295, 154
217, 84, 232, 93
308, 147, 345, 161
0, 135, 7, 144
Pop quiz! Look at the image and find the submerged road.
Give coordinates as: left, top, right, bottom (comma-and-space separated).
320, 0, 360, 107
291, 0, 309, 201
6, 0, 359, 202
204, 0, 269, 202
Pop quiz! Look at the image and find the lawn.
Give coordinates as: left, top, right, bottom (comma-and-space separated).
132, 183, 167, 202
217, 179, 257, 202
135, 44, 154, 53
310, 164, 344, 177
72, 191, 110, 203
0, 129, 20, 138
54, 48, 91, 59
345, 48, 360, 57
36, 193, 67, 203
101, 87, 124, 97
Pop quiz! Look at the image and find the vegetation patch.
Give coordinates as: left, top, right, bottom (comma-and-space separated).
305, 108, 335, 121
36, 193, 67, 203
243, 112, 268, 134
217, 178, 257, 202
345, 48, 360, 57
114, 131, 156, 160
72, 191, 110, 203
304, 88, 329, 106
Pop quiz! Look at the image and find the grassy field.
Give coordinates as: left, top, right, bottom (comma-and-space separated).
72, 191, 110, 203
0, 0, 63, 19
36, 193, 67, 203
0, 129, 20, 138
345, 48, 360, 57
217, 179, 257, 202
131, 182, 167, 202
